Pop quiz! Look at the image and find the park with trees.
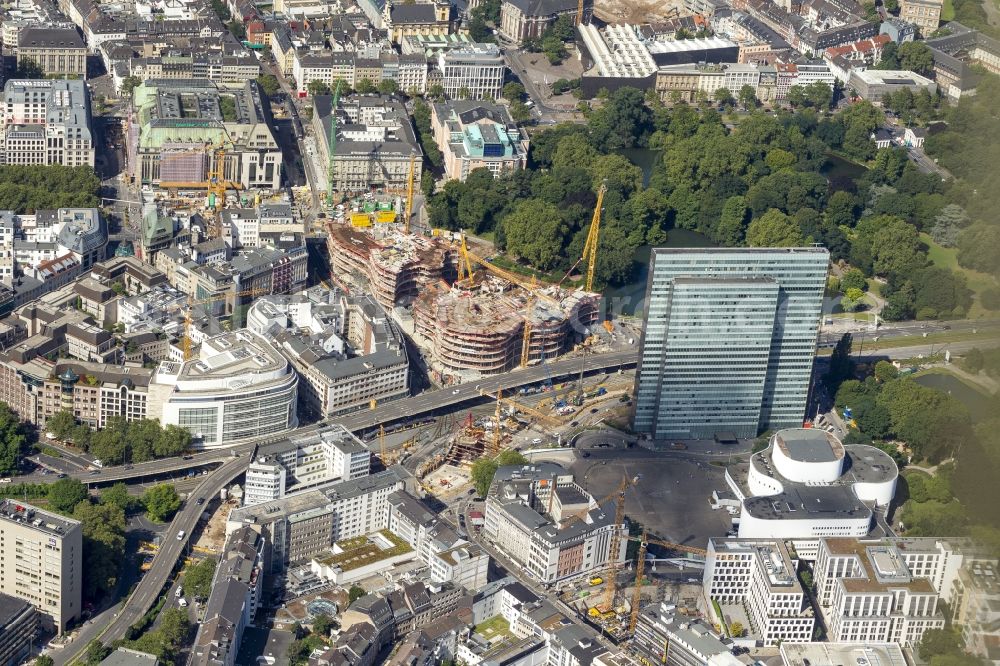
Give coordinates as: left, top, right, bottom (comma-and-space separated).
425, 83, 996, 321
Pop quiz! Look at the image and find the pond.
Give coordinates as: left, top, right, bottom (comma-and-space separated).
821, 153, 868, 192
913, 372, 995, 423
604, 229, 717, 318
619, 148, 660, 187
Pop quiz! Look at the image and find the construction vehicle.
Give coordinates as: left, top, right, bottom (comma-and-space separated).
589, 576, 603, 586
326, 79, 343, 207
627, 531, 707, 634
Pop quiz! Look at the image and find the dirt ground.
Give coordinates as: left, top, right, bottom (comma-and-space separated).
423, 464, 472, 500
195, 499, 240, 552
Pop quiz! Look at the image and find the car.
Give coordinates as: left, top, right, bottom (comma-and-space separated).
196, 498, 205, 505
177, 530, 186, 540
570, 421, 578, 427
175, 586, 183, 597
468, 488, 475, 495
590, 408, 599, 414
178, 597, 188, 607
532, 438, 542, 444
0, 478, 10, 483
124, 464, 133, 470
89, 470, 100, 476
452, 389, 460, 394
581, 451, 590, 458
57, 473, 67, 478
182, 455, 193, 460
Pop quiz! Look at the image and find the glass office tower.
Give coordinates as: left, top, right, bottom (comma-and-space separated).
632, 247, 829, 440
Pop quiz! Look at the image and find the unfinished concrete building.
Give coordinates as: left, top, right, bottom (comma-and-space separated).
326, 224, 456, 309
413, 278, 599, 376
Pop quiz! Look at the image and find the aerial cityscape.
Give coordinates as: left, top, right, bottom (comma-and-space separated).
0, 0, 998, 663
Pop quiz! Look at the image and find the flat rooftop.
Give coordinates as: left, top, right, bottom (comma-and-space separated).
775, 428, 843, 463
781, 642, 907, 666
0, 499, 80, 537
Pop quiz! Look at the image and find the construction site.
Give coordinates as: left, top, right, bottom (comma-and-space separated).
325, 183, 609, 383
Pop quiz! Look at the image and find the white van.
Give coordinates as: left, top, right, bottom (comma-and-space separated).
177, 530, 186, 541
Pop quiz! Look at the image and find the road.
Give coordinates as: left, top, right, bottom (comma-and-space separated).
818, 318, 1000, 348
51, 455, 251, 666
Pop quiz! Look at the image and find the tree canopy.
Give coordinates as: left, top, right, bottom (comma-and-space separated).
143, 484, 182, 522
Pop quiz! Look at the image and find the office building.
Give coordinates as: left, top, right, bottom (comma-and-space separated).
726, 429, 898, 553
1, 79, 94, 168
0, 499, 83, 634
951, 560, 1000, 660
482, 463, 627, 584
438, 45, 505, 100
633, 247, 828, 440
633, 602, 743, 666
430, 100, 528, 181
311, 94, 422, 194
149, 330, 299, 448
17, 28, 87, 78
780, 643, 906, 666
703, 538, 815, 645
499, 0, 585, 45
0, 593, 39, 666
900, 0, 943, 34
848, 68, 937, 103
247, 424, 373, 506
245, 286, 409, 418
814, 538, 946, 646
129, 79, 282, 191
226, 466, 413, 571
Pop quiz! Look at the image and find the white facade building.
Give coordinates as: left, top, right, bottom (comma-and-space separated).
244, 424, 373, 506
814, 538, 946, 647
1, 79, 95, 168
727, 429, 898, 557
437, 44, 505, 100
703, 538, 815, 645
149, 330, 298, 449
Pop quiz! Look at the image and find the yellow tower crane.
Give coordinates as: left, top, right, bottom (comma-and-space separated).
458, 233, 560, 305
480, 389, 563, 428
581, 182, 606, 293
628, 532, 707, 634
520, 319, 532, 368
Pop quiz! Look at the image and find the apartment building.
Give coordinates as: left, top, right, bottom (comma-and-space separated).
951, 561, 1000, 660
312, 94, 422, 194
221, 203, 302, 249
814, 538, 947, 646
0, 500, 83, 634
431, 100, 528, 181
482, 463, 627, 584
1, 79, 95, 168
900, 0, 943, 34
246, 424, 374, 505
226, 466, 413, 571
190, 526, 265, 666
703, 538, 815, 645
438, 45, 505, 100
17, 27, 87, 78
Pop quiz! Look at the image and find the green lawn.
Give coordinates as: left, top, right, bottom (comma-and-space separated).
474, 615, 513, 642
921, 233, 998, 318
942, 0, 956, 21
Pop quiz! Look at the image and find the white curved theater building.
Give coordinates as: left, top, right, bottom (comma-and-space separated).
726, 428, 897, 557
148, 330, 298, 448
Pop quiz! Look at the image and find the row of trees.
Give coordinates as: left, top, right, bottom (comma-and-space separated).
0, 403, 28, 475
0, 164, 100, 213
46, 412, 191, 465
